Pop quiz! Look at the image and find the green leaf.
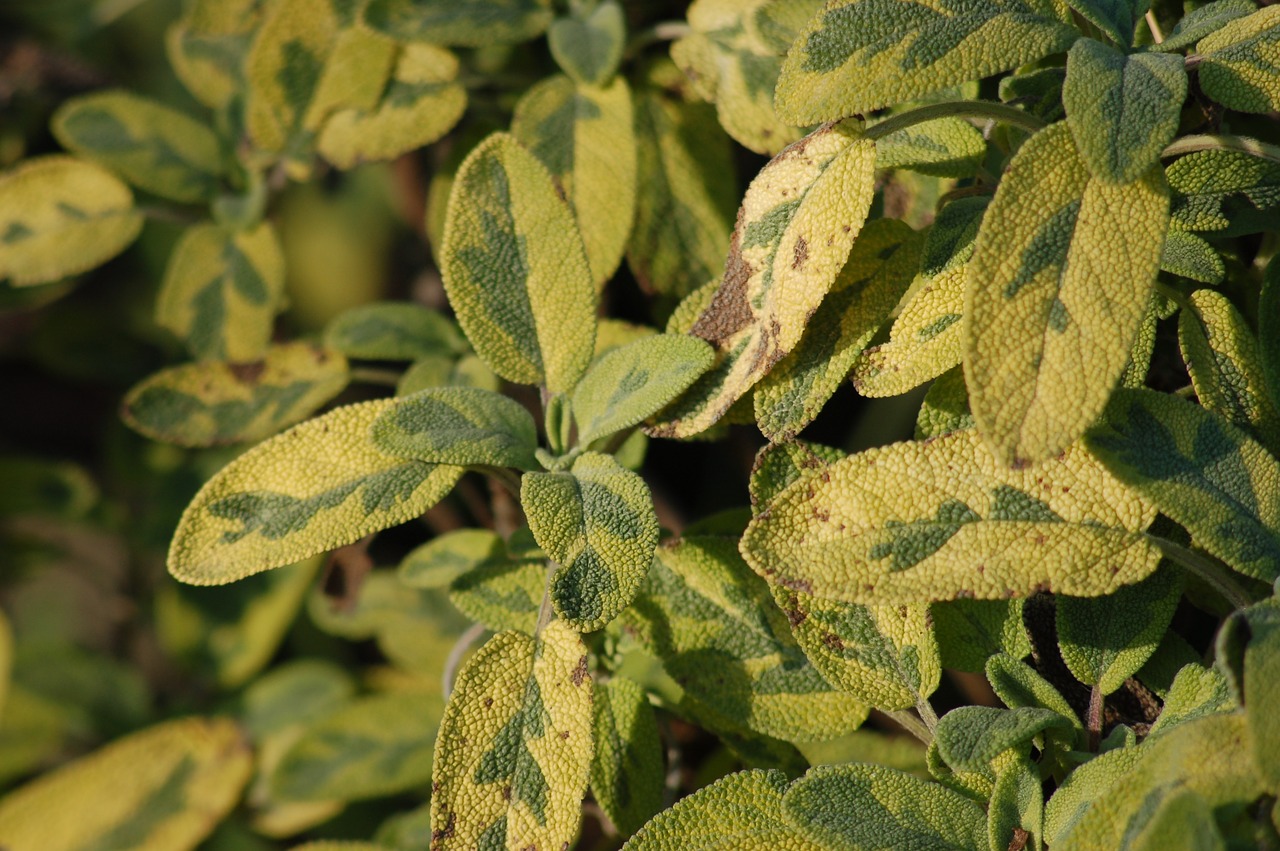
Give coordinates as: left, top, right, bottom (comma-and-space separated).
396, 354, 500, 396
123, 342, 348, 448
756, 219, 923, 439
1241, 603, 1280, 790
1063, 39, 1186, 184
168, 398, 462, 585
1129, 789, 1227, 851
936, 706, 1075, 772
1147, 663, 1233, 737
651, 120, 876, 438
51, 90, 223, 203
272, 692, 440, 801
241, 659, 356, 739
1168, 148, 1280, 235
371, 386, 540, 471
775, 0, 1079, 123
1057, 566, 1182, 695
155, 222, 287, 363
1042, 744, 1146, 845
742, 428, 1160, 605
364, 0, 553, 46
512, 74, 637, 287
318, 43, 467, 169
1065, 0, 1147, 46
549, 1, 625, 85
325, 302, 466, 361
399, 528, 507, 589
1160, 229, 1226, 284
999, 66, 1066, 122
165, 0, 264, 109
0, 612, 10, 722
0, 718, 251, 851
916, 366, 975, 439
1086, 388, 1280, 582
627, 67, 737, 300
0, 457, 97, 519
1197, 6, 1280, 114
985, 653, 1081, 727
1179, 288, 1280, 449
966, 122, 1170, 466
523, 452, 658, 631
590, 677, 664, 835
573, 334, 714, 446
987, 753, 1043, 851
1152, 0, 1256, 52
0, 156, 142, 287
430, 621, 592, 849
932, 598, 1029, 673
622, 535, 867, 742
441, 132, 596, 393
874, 117, 986, 178
783, 762, 988, 850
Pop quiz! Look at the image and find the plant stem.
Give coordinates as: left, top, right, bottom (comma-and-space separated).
348, 367, 402, 386
1162, 134, 1280, 166
1086, 684, 1104, 751
624, 20, 692, 58
1145, 10, 1164, 44
915, 696, 940, 732
442, 622, 488, 697
1150, 536, 1253, 611
886, 709, 933, 745
864, 101, 1047, 142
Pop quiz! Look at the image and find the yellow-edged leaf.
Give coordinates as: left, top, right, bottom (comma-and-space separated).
166, 0, 264, 109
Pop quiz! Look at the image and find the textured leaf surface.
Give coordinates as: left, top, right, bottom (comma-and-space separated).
935, 706, 1073, 772
511, 74, 636, 286
169, 398, 462, 584
1128, 789, 1227, 851
590, 677, 663, 835
1167, 149, 1280, 235
622, 535, 867, 741
1086, 388, 1280, 582
652, 120, 876, 437
0, 156, 141, 286
430, 622, 592, 850
985, 653, 1080, 726
965, 122, 1169, 466
988, 752, 1043, 851
166, 0, 263, 109
916, 366, 975, 439
783, 762, 988, 850
319, 43, 466, 169
1065, 0, 1147, 46
1242, 603, 1280, 789
743, 428, 1159, 604
364, 0, 552, 46
0, 717, 251, 851
1147, 663, 1233, 737
441, 133, 595, 392
1160, 229, 1225, 284
932, 598, 1028, 673
52, 90, 223, 203
573, 334, 714, 446
875, 117, 985, 178
325, 302, 465, 361
1062, 39, 1185, 184
756, 219, 923, 438
155, 222, 286, 363
549, 0, 625, 85
1153, 0, 1255, 52
775, 0, 1079, 122
371, 386, 540, 471
399, 528, 507, 589
1197, 6, 1280, 114
523, 452, 658, 630
397, 354, 500, 397
450, 557, 547, 634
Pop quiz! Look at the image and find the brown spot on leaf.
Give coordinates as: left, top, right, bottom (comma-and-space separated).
1007, 827, 1030, 851
691, 213, 754, 345
822, 632, 844, 651
559, 730, 570, 739
571, 655, 589, 686
483, 697, 493, 708
777, 576, 813, 594
229, 361, 266, 384
432, 811, 456, 842
792, 236, 809, 270
503, 785, 512, 801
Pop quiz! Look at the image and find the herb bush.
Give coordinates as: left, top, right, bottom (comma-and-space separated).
0, 0, 1279, 848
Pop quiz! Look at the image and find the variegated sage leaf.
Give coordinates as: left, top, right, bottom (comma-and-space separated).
590, 677, 664, 836
874, 117, 985, 179
318, 43, 467, 169
1062, 39, 1186, 184
169, 398, 463, 584
1152, 0, 1256, 53
915, 366, 975, 440
523, 452, 658, 631
155, 222, 286, 363
775, 0, 1079, 123
935, 706, 1075, 772
430, 621, 592, 850
988, 753, 1043, 851
1085, 388, 1280, 583
166, 0, 264, 109
52, 90, 223, 203
441, 133, 596, 392
399, 528, 507, 589
0, 156, 142, 287
451, 556, 547, 635
1167, 148, 1280, 235
986, 653, 1081, 726
1197, 6, 1280, 115
325, 301, 466, 361
651, 120, 876, 438
371, 386, 540, 471
1064, 0, 1147, 47
122, 342, 349, 447
572, 334, 714, 446
621, 535, 868, 742
512, 74, 636, 287
548, 0, 625, 86
1160, 229, 1225, 284
755, 218, 923, 440
742, 428, 1160, 605
0, 718, 251, 851
364, 0, 553, 46
397, 354, 501, 396
965, 122, 1169, 466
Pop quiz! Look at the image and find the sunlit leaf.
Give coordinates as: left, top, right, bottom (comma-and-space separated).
874, 117, 985, 179
1167, 148, 1280, 235
1197, 6, 1280, 114
371, 386, 540, 471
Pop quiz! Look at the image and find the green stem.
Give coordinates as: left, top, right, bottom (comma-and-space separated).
864, 100, 1048, 142
442, 621, 488, 697
915, 696, 939, 732
886, 709, 933, 745
1162, 134, 1280, 166
1150, 536, 1253, 611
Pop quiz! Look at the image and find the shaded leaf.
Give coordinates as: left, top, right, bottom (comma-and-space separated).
985, 653, 1081, 727
1160, 229, 1226, 284
1147, 662, 1234, 737
549, 0, 625, 85
1262, 258, 1280, 412
1065, 0, 1147, 46
1152, 0, 1256, 52
371, 386, 540, 471
932, 598, 1029, 673
915, 366, 975, 439
590, 677, 663, 835
935, 706, 1074, 772
399, 528, 506, 589
166, 0, 265, 109
325, 302, 466, 361
1167, 148, 1280, 235
364, 0, 553, 46
987, 752, 1043, 851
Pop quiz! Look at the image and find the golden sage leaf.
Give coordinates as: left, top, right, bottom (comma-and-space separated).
1160, 229, 1226, 284
1152, 0, 1256, 53
523, 452, 659, 631
987, 752, 1043, 851
915, 366, 974, 440
52, 90, 223, 203
965, 122, 1170, 466
397, 353, 501, 396
775, 0, 1079, 123
512, 74, 637, 287
325, 301, 466, 361
168, 398, 463, 585
590, 677, 664, 836
1167, 148, 1280, 235
874, 117, 986, 179
123, 342, 349, 448
651, 120, 876, 438
548, 0, 626, 86
0, 717, 251, 851
155, 222, 286, 363
755, 218, 923, 440
431, 621, 592, 849
371, 386, 540, 471
363, 0, 553, 46
1062, 39, 1187, 184
1197, 6, 1280, 115
166, 0, 264, 109
1064, 0, 1146, 46
0, 156, 142, 287
1085, 388, 1280, 583
441, 132, 596, 393
741, 428, 1160, 605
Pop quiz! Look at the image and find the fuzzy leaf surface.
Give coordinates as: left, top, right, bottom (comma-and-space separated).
590, 677, 664, 835
371, 386, 540, 471
1197, 6, 1280, 114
